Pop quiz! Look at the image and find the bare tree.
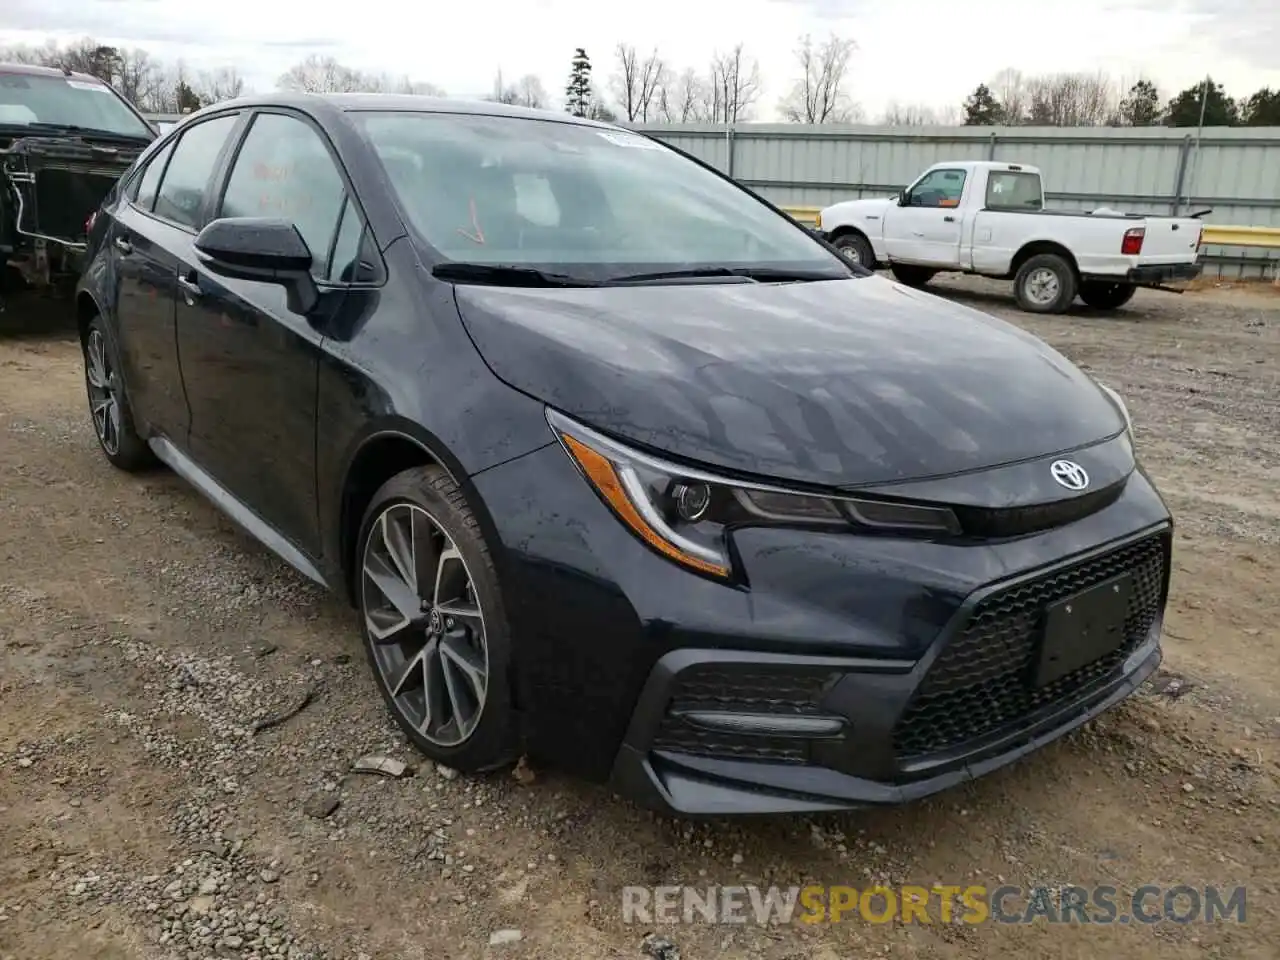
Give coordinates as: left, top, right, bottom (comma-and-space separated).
990, 68, 1027, 124
778, 33, 857, 124
610, 43, 668, 122
514, 74, 548, 108
276, 55, 441, 96
195, 67, 246, 105
657, 67, 707, 122
708, 44, 762, 124
881, 102, 956, 126
1023, 71, 1118, 126
488, 70, 544, 107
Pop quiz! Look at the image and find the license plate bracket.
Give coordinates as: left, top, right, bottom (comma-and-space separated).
1034, 573, 1133, 688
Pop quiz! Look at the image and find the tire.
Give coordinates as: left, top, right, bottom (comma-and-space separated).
357, 464, 516, 774
82, 315, 156, 471
890, 264, 937, 288
1013, 253, 1078, 314
1078, 280, 1137, 311
832, 232, 875, 268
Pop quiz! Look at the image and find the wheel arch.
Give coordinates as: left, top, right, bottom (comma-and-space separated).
1010, 240, 1079, 279
335, 420, 509, 607
76, 290, 105, 343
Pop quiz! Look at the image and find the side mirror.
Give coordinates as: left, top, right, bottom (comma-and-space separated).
897, 191, 909, 206
193, 217, 319, 315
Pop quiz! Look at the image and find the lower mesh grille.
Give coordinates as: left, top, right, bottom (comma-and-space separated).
652, 665, 842, 763
892, 532, 1168, 761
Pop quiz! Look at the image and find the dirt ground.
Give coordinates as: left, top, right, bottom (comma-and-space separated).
1, 276, 1278, 960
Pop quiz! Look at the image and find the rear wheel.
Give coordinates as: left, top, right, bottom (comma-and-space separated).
890, 264, 937, 288
1079, 280, 1137, 310
357, 465, 516, 774
83, 316, 155, 471
1013, 253, 1077, 314
832, 232, 875, 268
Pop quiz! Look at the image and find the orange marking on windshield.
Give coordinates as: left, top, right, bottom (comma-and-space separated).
457, 197, 485, 244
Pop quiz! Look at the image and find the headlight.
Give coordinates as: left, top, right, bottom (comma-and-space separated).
547, 409, 960, 580
1097, 382, 1133, 435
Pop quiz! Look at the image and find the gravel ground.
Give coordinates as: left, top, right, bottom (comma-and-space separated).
1, 277, 1278, 960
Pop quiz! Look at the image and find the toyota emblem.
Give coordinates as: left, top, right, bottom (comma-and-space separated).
1050, 459, 1090, 491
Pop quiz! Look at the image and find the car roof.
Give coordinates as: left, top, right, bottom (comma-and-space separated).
0, 61, 108, 84
191, 91, 617, 129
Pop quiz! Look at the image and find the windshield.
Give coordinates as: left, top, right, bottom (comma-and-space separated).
0, 72, 154, 139
351, 111, 849, 280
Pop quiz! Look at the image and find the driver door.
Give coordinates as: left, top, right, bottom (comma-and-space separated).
882, 168, 968, 266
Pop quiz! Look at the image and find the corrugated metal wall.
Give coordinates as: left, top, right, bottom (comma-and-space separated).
633, 123, 1280, 279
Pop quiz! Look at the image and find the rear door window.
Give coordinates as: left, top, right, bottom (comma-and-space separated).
130, 141, 175, 211
153, 114, 240, 229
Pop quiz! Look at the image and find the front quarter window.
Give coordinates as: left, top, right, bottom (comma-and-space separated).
350, 111, 850, 281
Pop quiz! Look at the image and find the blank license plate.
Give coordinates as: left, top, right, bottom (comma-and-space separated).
1034, 574, 1133, 688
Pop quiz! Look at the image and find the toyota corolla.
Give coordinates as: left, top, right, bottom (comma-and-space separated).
75, 94, 1171, 815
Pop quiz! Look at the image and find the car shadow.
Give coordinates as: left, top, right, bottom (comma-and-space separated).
0, 294, 79, 341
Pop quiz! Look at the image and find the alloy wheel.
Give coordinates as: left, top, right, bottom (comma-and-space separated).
361, 502, 489, 747
86, 329, 121, 456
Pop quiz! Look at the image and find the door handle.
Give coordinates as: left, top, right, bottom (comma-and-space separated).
911, 231, 925, 237
943, 215, 956, 223
113, 237, 133, 255
177, 272, 201, 302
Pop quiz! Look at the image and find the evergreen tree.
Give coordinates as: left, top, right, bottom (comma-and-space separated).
1241, 87, 1280, 126
565, 48, 592, 118
962, 83, 1002, 125
1118, 79, 1161, 125
1164, 77, 1239, 127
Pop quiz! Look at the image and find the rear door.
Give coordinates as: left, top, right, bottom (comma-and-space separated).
109, 112, 242, 441
173, 108, 355, 558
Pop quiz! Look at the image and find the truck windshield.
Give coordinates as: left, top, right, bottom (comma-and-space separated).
0, 72, 154, 139
351, 110, 850, 280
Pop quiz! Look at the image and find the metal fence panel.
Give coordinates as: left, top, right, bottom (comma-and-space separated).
633, 123, 1280, 279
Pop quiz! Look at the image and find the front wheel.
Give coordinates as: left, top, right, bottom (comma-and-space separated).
1079, 280, 1137, 310
832, 232, 875, 268
1013, 253, 1078, 314
357, 465, 516, 774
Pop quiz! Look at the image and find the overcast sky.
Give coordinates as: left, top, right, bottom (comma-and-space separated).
3, 0, 1278, 118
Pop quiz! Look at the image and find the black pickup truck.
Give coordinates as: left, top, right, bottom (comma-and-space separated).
1, 63, 155, 310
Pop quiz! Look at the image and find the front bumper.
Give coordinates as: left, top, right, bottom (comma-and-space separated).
608, 525, 1169, 815
472, 440, 1172, 814
1125, 261, 1202, 284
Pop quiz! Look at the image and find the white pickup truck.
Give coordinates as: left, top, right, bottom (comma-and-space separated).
816, 160, 1204, 313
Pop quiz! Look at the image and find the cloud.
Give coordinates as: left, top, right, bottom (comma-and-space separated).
2, 0, 1278, 117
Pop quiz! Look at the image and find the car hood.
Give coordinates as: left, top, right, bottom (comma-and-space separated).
453, 274, 1124, 489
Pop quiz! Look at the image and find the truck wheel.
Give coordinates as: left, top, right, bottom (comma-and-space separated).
832, 232, 874, 268
1014, 253, 1077, 314
890, 265, 937, 288
1079, 281, 1137, 310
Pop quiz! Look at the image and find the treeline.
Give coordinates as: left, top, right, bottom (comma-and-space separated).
963, 70, 1280, 127
5, 35, 1279, 129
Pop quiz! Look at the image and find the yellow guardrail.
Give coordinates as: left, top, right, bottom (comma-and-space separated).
781, 207, 1280, 249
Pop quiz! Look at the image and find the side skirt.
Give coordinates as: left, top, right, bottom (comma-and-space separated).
148, 435, 330, 590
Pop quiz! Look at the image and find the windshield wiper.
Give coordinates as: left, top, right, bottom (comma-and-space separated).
431, 262, 603, 288
605, 266, 849, 285
23, 122, 151, 144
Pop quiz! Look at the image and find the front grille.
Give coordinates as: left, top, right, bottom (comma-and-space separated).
653, 664, 842, 763
893, 532, 1167, 761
